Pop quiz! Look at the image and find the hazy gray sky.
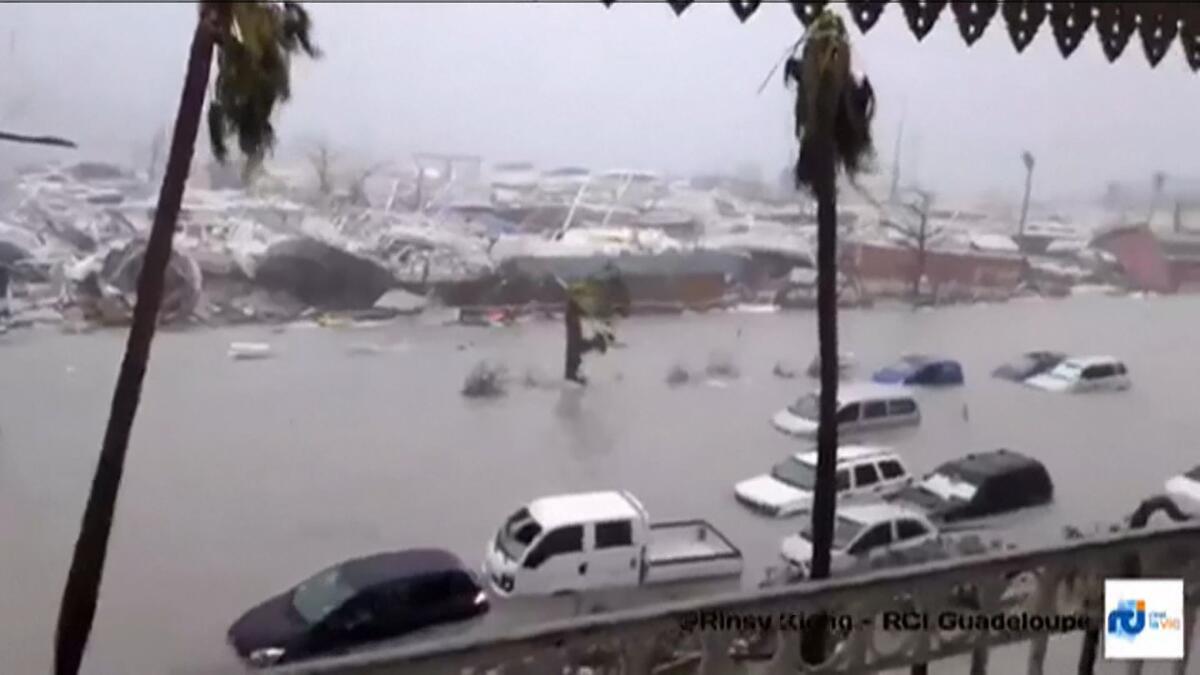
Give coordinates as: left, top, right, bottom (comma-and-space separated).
3, 2, 1198, 202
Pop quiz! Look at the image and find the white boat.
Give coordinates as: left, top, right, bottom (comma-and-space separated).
228, 342, 273, 360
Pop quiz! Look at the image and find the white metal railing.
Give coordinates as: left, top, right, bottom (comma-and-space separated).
275, 520, 1200, 675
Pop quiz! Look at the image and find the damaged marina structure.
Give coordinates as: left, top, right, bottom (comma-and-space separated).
0, 154, 1168, 330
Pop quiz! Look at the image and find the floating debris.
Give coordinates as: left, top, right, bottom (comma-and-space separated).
228, 342, 273, 360
772, 361, 799, 379
705, 351, 739, 380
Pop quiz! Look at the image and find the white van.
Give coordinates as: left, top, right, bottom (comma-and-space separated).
734, 446, 913, 517
772, 383, 921, 437
483, 491, 743, 597
1024, 355, 1130, 393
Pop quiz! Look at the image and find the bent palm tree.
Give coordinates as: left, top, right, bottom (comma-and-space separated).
53, 4, 318, 674
786, 9, 875, 663
1018, 150, 1035, 236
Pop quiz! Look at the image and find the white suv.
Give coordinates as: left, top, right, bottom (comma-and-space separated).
734, 445, 913, 517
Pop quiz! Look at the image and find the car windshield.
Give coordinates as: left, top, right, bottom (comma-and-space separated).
496, 508, 542, 561
801, 515, 864, 551
770, 456, 817, 490
921, 472, 979, 502
291, 567, 359, 625
787, 394, 820, 419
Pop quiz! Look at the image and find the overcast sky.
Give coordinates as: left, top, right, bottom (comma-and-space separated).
2, 2, 1198, 203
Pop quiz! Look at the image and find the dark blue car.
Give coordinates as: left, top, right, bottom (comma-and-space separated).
872, 355, 964, 386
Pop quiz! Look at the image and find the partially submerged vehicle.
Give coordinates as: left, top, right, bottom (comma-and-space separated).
1165, 465, 1200, 517
805, 351, 857, 379
734, 445, 913, 517
888, 449, 1054, 526
483, 491, 742, 597
991, 351, 1065, 382
872, 354, 964, 386
779, 503, 940, 579
1024, 355, 1130, 393
772, 383, 920, 438
228, 549, 488, 668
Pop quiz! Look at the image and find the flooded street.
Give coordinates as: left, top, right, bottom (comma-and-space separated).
3, 294, 1199, 674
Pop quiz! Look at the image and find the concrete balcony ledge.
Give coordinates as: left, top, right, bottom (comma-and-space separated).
277, 520, 1200, 675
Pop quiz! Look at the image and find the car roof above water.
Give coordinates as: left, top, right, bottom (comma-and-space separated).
840, 502, 930, 525
1058, 355, 1123, 368
817, 382, 917, 403
338, 548, 468, 588
794, 445, 899, 466
527, 491, 642, 529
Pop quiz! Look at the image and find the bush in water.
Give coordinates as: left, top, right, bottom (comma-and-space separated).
705, 351, 740, 379
665, 364, 691, 386
462, 361, 507, 398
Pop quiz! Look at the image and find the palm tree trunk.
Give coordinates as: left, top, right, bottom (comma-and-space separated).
565, 297, 584, 382
1018, 165, 1033, 237
801, 129, 839, 665
53, 14, 216, 675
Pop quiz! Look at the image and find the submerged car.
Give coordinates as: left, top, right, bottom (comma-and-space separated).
888, 449, 1054, 525
1165, 465, 1200, 517
991, 351, 1065, 382
228, 549, 488, 667
734, 445, 912, 517
805, 351, 857, 379
1024, 355, 1130, 393
772, 383, 921, 438
872, 355, 964, 386
780, 503, 939, 578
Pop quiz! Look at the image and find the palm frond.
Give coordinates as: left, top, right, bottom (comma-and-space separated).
206, 1, 319, 174
787, 9, 875, 191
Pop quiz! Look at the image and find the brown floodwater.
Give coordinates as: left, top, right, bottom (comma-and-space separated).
2, 294, 1198, 674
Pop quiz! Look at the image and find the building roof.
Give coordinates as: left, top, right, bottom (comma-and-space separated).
527, 491, 641, 529
604, 2, 1200, 72
340, 548, 466, 588
794, 445, 897, 466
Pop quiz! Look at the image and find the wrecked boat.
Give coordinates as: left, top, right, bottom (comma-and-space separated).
253, 237, 395, 310
66, 239, 202, 324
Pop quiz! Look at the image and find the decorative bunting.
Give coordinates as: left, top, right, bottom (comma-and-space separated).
1002, 1, 1047, 53
951, 1, 999, 47
846, 0, 889, 33
599, 1, 1200, 72
1048, 2, 1094, 58
1138, 7, 1179, 67
1096, 4, 1137, 62
789, 0, 827, 27
665, 0, 693, 17
899, 0, 947, 41
727, 0, 762, 23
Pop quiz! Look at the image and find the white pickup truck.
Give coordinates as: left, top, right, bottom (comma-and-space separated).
483, 491, 743, 597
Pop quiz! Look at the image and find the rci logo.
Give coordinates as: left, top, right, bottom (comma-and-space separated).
1104, 580, 1184, 660
1106, 599, 1146, 639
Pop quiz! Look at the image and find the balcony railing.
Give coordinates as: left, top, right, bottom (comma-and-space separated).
278, 519, 1200, 675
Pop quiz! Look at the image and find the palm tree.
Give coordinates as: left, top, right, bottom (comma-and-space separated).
53, 4, 318, 674
1018, 150, 1035, 236
785, 9, 875, 663
563, 271, 628, 383
1148, 171, 1167, 224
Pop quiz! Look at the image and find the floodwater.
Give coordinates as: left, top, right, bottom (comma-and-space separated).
2, 294, 1199, 674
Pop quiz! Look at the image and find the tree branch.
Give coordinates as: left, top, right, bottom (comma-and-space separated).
0, 130, 77, 149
